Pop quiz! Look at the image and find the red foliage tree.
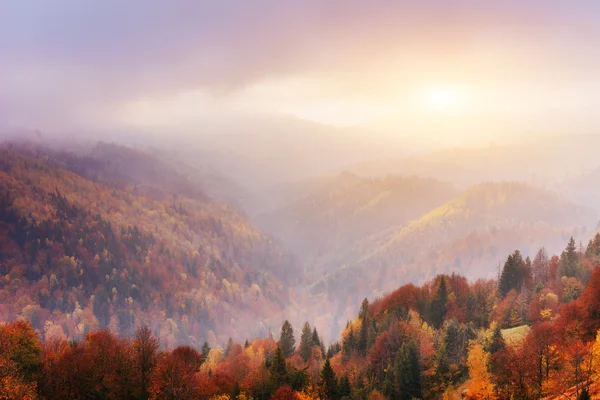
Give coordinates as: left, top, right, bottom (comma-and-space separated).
577, 265, 600, 338
272, 385, 296, 400
149, 347, 205, 400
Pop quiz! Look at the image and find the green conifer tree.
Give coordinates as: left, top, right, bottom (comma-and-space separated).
358, 299, 369, 356
201, 341, 211, 359
431, 276, 449, 328
338, 375, 352, 399
560, 236, 579, 277
488, 324, 505, 355
320, 358, 338, 400
299, 322, 313, 362
270, 345, 287, 387
499, 250, 525, 297
280, 320, 296, 358
395, 339, 422, 400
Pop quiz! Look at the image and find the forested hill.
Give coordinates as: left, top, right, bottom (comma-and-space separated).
258, 173, 458, 274
1, 235, 600, 399
0, 143, 297, 348
311, 182, 595, 300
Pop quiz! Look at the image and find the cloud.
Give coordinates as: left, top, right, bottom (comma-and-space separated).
1, 0, 600, 129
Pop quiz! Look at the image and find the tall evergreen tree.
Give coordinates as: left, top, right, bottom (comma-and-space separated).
270, 345, 287, 387
338, 375, 352, 399
499, 250, 526, 297
279, 320, 296, 358
342, 326, 355, 360
312, 327, 321, 347
488, 324, 505, 355
435, 341, 450, 383
585, 233, 600, 258
299, 322, 313, 362
443, 320, 463, 367
312, 327, 326, 357
358, 299, 369, 356
201, 341, 211, 360
320, 358, 338, 400
560, 236, 579, 278
431, 276, 449, 328
358, 298, 369, 320
395, 338, 422, 400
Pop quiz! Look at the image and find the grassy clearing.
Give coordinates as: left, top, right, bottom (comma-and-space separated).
502, 325, 531, 346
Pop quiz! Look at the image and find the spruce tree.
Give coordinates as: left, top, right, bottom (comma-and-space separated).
338, 375, 352, 399
358, 298, 369, 320
395, 339, 422, 400
358, 299, 369, 356
312, 327, 321, 348
585, 233, 600, 258
443, 320, 462, 367
299, 322, 313, 362
560, 236, 579, 277
435, 342, 450, 382
270, 345, 287, 387
488, 324, 505, 354
201, 341, 211, 359
311, 327, 326, 357
431, 276, 448, 328
499, 250, 525, 297
320, 358, 338, 400
279, 320, 296, 358
342, 326, 355, 360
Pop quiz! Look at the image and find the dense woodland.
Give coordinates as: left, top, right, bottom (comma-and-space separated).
264, 173, 595, 340
0, 144, 298, 349
2, 234, 600, 399
3, 142, 600, 399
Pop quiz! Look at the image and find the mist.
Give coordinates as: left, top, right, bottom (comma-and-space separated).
2, 0, 600, 357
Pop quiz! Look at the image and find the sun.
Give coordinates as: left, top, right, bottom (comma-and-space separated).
420, 84, 470, 112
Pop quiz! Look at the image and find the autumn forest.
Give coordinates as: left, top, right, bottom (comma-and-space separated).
0, 140, 599, 400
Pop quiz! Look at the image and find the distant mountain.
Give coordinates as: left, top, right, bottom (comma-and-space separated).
0, 143, 297, 347
258, 173, 458, 274
309, 182, 596, 324
53, 141, 265, 214
347, 135, 600, 188
559, 165, 600, 216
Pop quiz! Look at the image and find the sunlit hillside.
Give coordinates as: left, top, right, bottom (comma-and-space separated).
311, 182, 596, 304
259, 173, 458, 274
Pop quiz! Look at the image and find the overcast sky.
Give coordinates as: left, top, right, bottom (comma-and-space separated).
2, 0, 600, 143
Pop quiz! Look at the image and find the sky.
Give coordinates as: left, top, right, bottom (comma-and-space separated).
2, 0, 600, 145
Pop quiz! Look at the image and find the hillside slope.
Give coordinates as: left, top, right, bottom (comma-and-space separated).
258, 173, 458, 273
310, 182, 596, 321
0, 144, 296, 347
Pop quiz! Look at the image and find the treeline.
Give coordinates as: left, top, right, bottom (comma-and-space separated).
0, 318, 332, 400
3, 235, 600, 399
331, 235, 600, 399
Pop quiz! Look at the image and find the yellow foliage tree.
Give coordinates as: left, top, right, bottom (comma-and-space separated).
294, 384, 321, 400
466, 343, 496, 400
592, 330, 600, 383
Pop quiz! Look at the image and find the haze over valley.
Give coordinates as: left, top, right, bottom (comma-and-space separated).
3, 2, 600, 399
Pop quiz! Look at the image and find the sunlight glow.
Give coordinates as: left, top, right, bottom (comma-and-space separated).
420, 85, 470, 113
